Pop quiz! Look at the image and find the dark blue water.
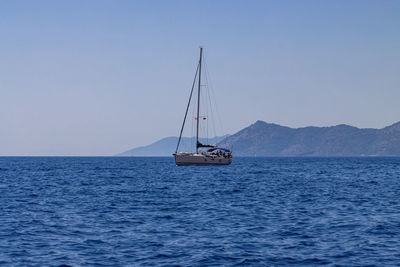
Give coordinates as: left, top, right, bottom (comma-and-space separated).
1, 157, 400, 266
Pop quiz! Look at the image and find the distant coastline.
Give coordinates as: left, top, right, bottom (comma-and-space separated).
118, 121, 400, 157
117, 136, 229, 157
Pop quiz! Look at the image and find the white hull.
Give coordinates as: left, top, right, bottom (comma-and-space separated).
174, 153, 231, 166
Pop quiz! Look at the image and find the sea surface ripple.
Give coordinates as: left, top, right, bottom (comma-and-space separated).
0, 157, 400, 266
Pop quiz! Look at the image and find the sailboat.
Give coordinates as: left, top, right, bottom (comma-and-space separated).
173, 47, 232, 166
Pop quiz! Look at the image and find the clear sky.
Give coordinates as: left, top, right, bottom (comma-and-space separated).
1, 0, 399, 156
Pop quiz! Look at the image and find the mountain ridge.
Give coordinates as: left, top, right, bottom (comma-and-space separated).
218, 120, 400, 156
117, 121, 400, 156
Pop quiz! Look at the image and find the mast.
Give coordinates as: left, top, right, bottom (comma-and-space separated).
196, 47, 203, 154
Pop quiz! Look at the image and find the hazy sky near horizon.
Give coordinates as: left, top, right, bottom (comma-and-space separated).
1, 0, 399, 155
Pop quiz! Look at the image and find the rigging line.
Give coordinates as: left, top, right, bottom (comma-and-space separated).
192, 82, 196, 152
202, 56, 210, 144
175, 63, 200, 153
204, 54, 230, 150
203, 57, 219, 139
207, 63, 224, 138
203, 62, 210, 140
191, 83, 196, 152
204, 60, 217, 140
200, 76, 209, 144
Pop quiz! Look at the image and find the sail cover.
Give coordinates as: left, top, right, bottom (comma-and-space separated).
196, 141, 216, 149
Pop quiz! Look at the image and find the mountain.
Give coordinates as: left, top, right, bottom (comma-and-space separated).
117, 136, 229, 156
218, 120, 400, 156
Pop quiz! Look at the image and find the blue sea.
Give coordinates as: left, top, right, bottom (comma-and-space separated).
0, 157, 399, 266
